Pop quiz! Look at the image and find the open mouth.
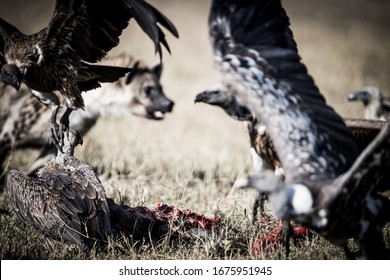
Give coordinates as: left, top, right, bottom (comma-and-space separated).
148, 110, 165, 120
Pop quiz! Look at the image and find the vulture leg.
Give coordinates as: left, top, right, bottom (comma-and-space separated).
359, 223, 388, 259
59, 107, 73, 135
358, 195, 390, 259
281, 219, 296, 257
29, 90, 64, 151
48, 105, 63, 153
49, 107, 78, 153
254, 190, 296, 257
252, 191, 268, 223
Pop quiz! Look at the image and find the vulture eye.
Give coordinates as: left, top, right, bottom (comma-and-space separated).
27, 54, 38, 63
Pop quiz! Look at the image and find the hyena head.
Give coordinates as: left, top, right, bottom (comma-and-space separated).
84, 54, 175, 120
122, 60, 174, 120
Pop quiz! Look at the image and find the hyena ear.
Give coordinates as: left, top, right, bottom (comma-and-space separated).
126, 60, 140, 85
152, 62, 163, 80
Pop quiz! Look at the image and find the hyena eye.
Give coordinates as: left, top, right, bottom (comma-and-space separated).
143, 86, 153, 96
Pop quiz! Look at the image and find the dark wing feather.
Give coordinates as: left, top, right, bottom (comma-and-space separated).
77, 63, 131, 92
7, 169, 86, 246
41, 162, 111, 244
143, 2, 179, 54
125, 0, 178, 58
209, 0, 358, 183
146, 2, 179, 38
44, 0, 178, 63
210, 0, 297, 56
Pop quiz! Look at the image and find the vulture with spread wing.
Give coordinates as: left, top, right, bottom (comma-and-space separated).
0, 0, 178, 149
195, 88, 385, 223
208, 0, 390, 259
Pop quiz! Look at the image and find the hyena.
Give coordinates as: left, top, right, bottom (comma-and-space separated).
0, 53, 174, 181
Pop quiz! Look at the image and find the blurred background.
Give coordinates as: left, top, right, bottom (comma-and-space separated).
1, 0, 389, 211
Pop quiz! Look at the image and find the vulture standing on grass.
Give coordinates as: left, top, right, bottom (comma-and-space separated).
347, 86, 390, 121
7, 129, 111, 250
0, 0, 178, 150
208, 0, 390, 259
195, 88, 282, 222
7, 129, 170, 249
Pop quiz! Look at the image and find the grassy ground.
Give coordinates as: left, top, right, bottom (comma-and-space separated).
0, 0, 389, 259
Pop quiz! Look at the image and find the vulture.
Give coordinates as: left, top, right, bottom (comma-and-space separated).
7, 128, 169, 249
7, 129, 111, 250
195, 87, 282, 222
0, 0, 178, 150
347, 86, 390, 121
195, 88, 385, 221
208, 0, 389, 259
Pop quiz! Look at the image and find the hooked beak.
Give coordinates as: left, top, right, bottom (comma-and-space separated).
347, 90, 369, 105
194, 91, 208, 103
1, 64, 23, 91
12, 79, 21, 91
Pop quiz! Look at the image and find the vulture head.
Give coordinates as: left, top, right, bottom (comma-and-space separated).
347, 87, 383, 107
195, 85, 253, 121
1, 64, 23, 91
195, 85, 232, 105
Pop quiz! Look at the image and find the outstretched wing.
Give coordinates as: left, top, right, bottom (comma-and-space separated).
209, 0, 358, 183
333, 122, 390, 196
43, 0, 178, 62
313, 122, 390, 234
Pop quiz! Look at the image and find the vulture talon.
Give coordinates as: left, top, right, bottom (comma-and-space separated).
252, 192, 267, 224
48, 122, 63, 153
59, 108, 72, 133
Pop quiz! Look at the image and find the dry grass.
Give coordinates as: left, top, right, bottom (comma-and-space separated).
1, 0, 390, 259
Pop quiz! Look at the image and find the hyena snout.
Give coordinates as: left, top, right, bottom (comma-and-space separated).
163, 99, 174, 112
